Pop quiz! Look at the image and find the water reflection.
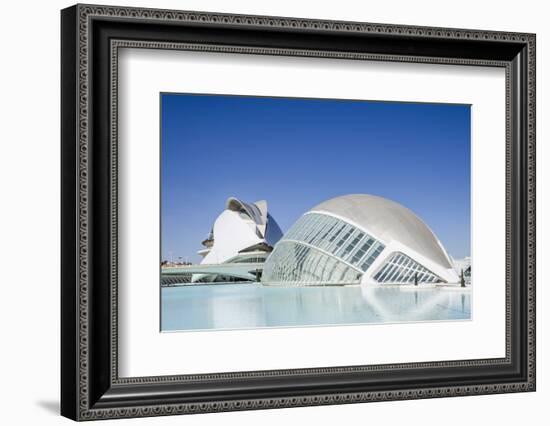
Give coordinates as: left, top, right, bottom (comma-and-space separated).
161, 284, 471, 332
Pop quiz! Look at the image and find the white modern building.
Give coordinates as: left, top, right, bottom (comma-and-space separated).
262, 194, 460, 286
178, 197, 282, 282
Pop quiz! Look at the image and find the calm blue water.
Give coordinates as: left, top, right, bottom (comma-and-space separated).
161, 284, 471, 332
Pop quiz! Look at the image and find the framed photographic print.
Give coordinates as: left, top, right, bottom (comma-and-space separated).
61, 4, 536, 421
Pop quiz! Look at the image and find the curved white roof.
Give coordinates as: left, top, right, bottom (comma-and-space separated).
225, 197, 282, 246
198, 197, 283, 267
310, 194, 453, 269
226, 197, 266, 230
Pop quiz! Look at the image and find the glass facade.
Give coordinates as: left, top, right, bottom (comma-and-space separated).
262, 213, 385, 285
372, 252, 441, 284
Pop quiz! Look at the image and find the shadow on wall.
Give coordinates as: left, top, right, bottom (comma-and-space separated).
35, 400, 59, 416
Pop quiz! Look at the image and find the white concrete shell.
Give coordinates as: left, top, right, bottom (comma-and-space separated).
199, 197, 283, 266
312, 195, 453, 269
262, 194, 459, 286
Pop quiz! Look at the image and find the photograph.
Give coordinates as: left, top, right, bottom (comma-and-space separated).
160, 93, 472, 332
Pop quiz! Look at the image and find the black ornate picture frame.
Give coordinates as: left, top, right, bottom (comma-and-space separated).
61, 4, 536, 421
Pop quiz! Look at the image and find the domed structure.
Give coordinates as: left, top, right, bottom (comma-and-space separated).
262, 194, 459, 286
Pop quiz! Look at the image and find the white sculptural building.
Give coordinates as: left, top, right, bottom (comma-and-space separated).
198, 197, 283, 266
262, 194, 460, 286
162, 196, 283, 285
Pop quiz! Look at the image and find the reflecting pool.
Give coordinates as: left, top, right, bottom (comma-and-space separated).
161, 284, 471, 332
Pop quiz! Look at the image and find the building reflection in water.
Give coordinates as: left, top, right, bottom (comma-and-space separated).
161, 284, 471, 332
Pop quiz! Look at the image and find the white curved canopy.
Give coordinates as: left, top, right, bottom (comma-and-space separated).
310, 194, 453, 269
226, 197, 266, 233
225, 197, 282, 246
198, 197, 282, 268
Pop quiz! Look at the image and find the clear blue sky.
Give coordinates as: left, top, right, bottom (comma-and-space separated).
161, 93, 471, 263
